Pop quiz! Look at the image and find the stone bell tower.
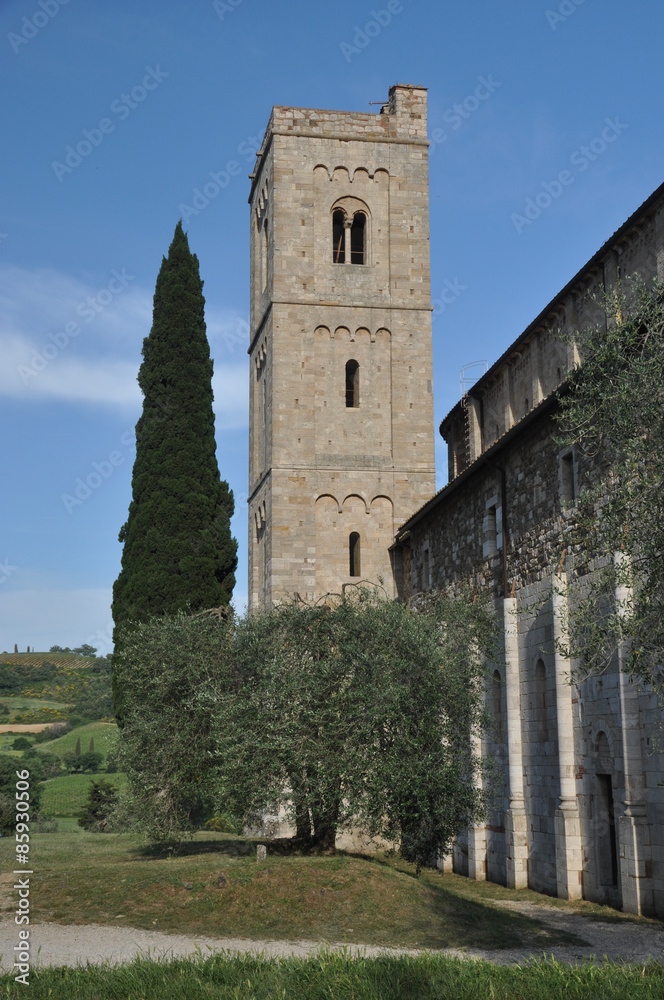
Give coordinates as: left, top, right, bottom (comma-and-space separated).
247, 84, 435, 610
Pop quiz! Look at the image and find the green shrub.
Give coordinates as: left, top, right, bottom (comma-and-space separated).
0, 753, 42, 832
11, 736, 32, 751
63, 749, 103, 773
0, 668, 21, 694
204, 813, 243, 834
34, 722, 70, 744
78, 778, 119, 832
21, 749, 62, 780
25, 662, 58, 683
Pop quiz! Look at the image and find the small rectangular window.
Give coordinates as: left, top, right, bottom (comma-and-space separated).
596, 774, 618, 887
349, 532, 361, 577
560, 450, 576, 506
345, 359, 359, 408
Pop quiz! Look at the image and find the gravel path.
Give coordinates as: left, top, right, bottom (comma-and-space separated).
0, 904, 662, 969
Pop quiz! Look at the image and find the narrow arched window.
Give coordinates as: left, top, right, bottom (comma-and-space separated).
332, 210, 346, 263
349, 532, 361, 577
345, 359, 359, 408
350, 212, 366, 264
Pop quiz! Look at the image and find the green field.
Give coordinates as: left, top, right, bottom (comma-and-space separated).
36, 722, 119, 763
0, 696, 70, 713
0, 652, 95, 668
40, 772, 127, 817
0, 830, 633, 952
0, 695, 71, 726
0, 832, 660, 998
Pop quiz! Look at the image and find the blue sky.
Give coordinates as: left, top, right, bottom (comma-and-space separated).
1, 0, 662, 653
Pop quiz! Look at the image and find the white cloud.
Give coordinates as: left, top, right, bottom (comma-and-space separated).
212, 367, 248, 429
0, 335, 142, 407
0, 263, 151, 348
0, 265, 249, 426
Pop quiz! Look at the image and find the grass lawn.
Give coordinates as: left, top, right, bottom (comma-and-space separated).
35, 722, 118, 763
53, 816, 88, 833
40, 772, 127, 817
0, 834, 661, 998
1, 953, 663, 1000
0, 733, 41, 751
0, 831, 608, 952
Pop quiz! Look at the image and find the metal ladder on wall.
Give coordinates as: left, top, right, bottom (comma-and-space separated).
460, 393, 472, 471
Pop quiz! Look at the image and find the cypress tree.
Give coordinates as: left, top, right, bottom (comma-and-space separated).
112, 222, 238, 635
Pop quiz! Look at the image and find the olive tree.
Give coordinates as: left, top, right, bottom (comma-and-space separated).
215, 589, 495, 870
113, 609, 232, 845
555, 278, 664, 691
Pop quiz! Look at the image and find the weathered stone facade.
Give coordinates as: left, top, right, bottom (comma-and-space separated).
396, 180, 664, 915
247, 85, 664, 914
247, 85, 435, 610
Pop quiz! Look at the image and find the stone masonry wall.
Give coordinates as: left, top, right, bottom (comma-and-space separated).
248, 85, 435, 609
441, 188, 664, 478
402, 396, 664, 913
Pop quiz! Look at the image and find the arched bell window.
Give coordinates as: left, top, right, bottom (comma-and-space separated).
331, 200, 370, 265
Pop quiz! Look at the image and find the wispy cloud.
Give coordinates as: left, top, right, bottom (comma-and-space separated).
0, 265, 249, 426
0, 338, 141, 406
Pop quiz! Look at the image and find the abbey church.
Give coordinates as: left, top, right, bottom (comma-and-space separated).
247, 84, 664, 917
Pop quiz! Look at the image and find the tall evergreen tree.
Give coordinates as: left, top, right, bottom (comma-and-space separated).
112, 222, 237, 636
